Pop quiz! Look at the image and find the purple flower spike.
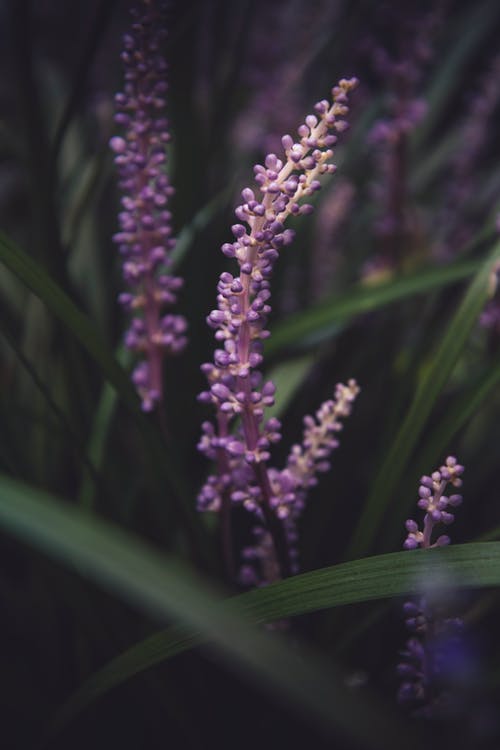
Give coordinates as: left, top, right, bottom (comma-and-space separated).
198, 79, 359, 582
111, 0, 186, 411
403, 456, 463, 551
398, 456, 465, 717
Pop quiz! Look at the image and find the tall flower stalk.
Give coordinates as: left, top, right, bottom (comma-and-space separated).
110, 0, 186, 412
198, 78, 359, 580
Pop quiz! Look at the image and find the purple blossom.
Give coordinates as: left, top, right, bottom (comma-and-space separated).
398, 456, 466, 716
436, 54, 500, 261
110, 0, 187, 412
241, 380, 360, 584
403, 456, 464, 551
363, 6, 444, 274
197, 78, 359, 581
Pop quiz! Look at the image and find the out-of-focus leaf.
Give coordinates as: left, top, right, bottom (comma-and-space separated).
264, 353, 316, 420
0, 231, 207, 554
51, 0, 118, 161
0, 474, 422, 750
0, 324, 99, 489
170, 187, 231, 268
0, 230, 138, 409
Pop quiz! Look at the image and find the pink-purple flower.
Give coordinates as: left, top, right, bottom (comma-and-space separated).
398, 456, 466, 716
110, 0, 187, 412
197, 78, 359, 581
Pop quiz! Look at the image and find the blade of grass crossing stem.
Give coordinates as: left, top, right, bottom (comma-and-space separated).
0, 475, 423, 750
348, 239, 500, 559
266, 258, 479, 355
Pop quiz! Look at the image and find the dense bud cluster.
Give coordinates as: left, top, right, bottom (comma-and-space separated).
197, 78, 359, 581
403, 456, 464, 550
111, 0, 186, 411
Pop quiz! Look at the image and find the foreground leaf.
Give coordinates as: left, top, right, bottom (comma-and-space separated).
51, 541, 500, 741
0, 232, 205, 550
0, 475, 498, 747
0, 474, 442, 749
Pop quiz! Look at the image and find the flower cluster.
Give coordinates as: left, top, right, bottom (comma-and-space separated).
363, 6, 443, 276
436, 54, 500, 261
398, 456, 465, 716
240, 380, 360, 585
110, 0, 186, 411
197, 78, 359, 580
403, 456, 464, 551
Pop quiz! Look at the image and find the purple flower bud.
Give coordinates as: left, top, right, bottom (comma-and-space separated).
231, 224, 246, 238
227, 441, 245, 456
403, 538, 418, 550
435, 535, 451, 547
110, 136, 127, 153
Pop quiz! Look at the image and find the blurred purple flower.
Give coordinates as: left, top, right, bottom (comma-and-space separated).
230, 0, 343, 158
110, 0, 187, 412
241, 380, 359, 585
398, 456, 467, 717
436, 54, 500, 261
364, 5, 444, 273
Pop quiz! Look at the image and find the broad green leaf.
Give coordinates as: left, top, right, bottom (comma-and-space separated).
0, 474, 421, 750
51, 0, 118, 161
348, 240, 500, 559
266, 259, 479, 355
170, 187, 232, 268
